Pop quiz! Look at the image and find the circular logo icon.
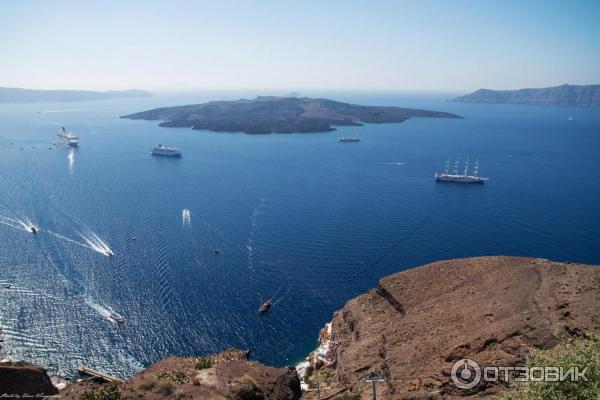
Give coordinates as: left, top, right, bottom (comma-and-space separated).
451, 358, 481, 389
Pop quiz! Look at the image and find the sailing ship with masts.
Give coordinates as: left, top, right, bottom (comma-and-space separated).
434, 157, 488, 183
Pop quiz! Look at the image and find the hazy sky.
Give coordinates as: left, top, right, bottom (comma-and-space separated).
1, 0, 599, 92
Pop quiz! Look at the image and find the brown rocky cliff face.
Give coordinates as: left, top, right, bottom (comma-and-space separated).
0, 361, 58, 399
329, 256, 600, 399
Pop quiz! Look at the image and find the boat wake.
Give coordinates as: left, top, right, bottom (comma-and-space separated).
270, 285, 288, 306
84, 297, 114, 322
39, 109, 85, 114
68, 149, 75, 171
0, 215, 37, 232
246, 199, 266, 273
0, 214, 113, 256
182, 208, 191, 225
0, 217, 24, 231
44, 230, 113, 257
380, 162, 406, 166
79, 231, 114, 256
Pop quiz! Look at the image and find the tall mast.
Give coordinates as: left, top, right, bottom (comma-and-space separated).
464, 158, 469, 176
453, 157, 459, 175
444, 159, 450, 174
474, 158, 479, 176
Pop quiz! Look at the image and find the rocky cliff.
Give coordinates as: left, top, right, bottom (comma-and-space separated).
310, 256, 600, 399
0, 361, 58, 399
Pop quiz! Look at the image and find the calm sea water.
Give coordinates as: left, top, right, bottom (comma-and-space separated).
0, 91, 599, 378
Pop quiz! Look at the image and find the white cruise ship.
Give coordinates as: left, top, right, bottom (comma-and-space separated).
338, 134, 360, 142
151, 144, 182, 157
57, 127, 79, 147
435, 158, 488, 183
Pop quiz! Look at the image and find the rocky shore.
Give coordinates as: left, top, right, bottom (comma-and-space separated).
2, 256, 599, 399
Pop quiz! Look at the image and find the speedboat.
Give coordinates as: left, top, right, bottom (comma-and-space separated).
213, 249, 220, 255
259, 299, 272, 314
109, 312, 124, 324
30, 226, 38, 234
3, 284, 12, 289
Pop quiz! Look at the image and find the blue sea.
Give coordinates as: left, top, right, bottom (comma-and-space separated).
0, 91, 599, 378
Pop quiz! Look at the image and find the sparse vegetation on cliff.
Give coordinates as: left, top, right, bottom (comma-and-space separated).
497, 334, 600, 400
81, 385, 127, 400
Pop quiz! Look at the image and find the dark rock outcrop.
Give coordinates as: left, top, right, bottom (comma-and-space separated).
452, 84, 600, 107
326, 256, 600, 399
0, 361, 58, 399
121, 96, 461, 134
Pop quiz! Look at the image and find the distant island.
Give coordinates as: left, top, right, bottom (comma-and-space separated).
452, 84, 600, 107
121, 96, 461, 134
0, 87, 152, 103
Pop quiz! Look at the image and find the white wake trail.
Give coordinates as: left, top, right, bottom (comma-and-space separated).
78, 231, 113, 256
46, 229, 112, 256
45, 230, 98, 252
182, 209, 191, 225
0, 214, 36, 232
0, 219, 25, 231
84, 297, 113, 321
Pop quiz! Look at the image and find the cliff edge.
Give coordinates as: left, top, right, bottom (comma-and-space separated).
311, 256, 600, 399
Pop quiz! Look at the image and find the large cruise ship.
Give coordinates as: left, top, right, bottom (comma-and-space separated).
56, 127, 79, 147
338, 134, 360, 142
151, 144, 182, 157
435, 158, 488, 183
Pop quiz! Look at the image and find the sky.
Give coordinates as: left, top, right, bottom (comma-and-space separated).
1, 0, 599, 93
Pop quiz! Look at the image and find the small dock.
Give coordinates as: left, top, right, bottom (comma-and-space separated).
77, 364, 123, 383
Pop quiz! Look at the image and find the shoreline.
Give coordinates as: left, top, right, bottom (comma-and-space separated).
295, 322, 334, 391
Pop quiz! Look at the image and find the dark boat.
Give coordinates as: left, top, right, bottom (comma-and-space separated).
259, 299, 272, 314
109, 312, 124, 324
213, 249, 220, 255
30, 226, 37, 234
3, 284, 12, 289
